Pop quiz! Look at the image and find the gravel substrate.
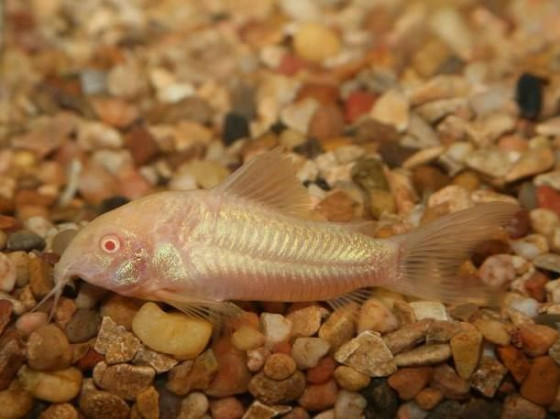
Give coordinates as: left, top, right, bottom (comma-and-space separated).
2, 0, 560, 418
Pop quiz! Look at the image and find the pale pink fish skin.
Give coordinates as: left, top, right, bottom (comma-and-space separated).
53, 150, 519, 310
56, 189, 397, 303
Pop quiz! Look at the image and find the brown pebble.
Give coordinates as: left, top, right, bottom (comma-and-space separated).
26, 324, 72, 371
309, 104, 345, 140
497, 345, 531, 383
263, 353, 297, 381
100, 294, 142, 330
520, 356, 560, 406
0, 300, 13, 336
430, 364, 470, 400
388, 367, 433, 400
79, 387, 130, 419
136, 386, 159, 419
0, 335, 25, 390
519, 324, 559, 356
502, 394, 546, 419
209, 396, 245, 419
414, 387, 443, 411
298, 379, 338, 411
65, 309, 101, 343
28, 256, 54, 299
93, 362, 155, 401
316, 191, 357, 223
282, 406, 310, 419
39, 403, 80, 419
412, 166, 450, 194
167, 350, 218, 396
248, 370, 306, 405
307, 356, 336, 385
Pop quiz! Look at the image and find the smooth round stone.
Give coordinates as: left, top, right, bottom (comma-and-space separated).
293, 22, 341, 62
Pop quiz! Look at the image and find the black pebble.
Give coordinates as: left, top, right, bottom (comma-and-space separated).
99, 196, 130, 214
362, 379, 398, 419
315, 177, 331, 191
426, 400, 464, 419
6, 231, 46, 252
460, 399, 501, 419
223, 112, 250, 146
516, 72, 545, 120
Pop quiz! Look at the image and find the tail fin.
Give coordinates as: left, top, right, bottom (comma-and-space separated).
390, 203, 519, 306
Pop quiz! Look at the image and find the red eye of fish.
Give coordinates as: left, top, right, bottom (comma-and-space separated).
101, 236, 120, 253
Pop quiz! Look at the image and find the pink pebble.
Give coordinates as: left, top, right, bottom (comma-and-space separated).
16, 312, 49, 335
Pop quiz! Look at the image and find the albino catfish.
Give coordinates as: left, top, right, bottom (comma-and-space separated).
46, 150, 517, 321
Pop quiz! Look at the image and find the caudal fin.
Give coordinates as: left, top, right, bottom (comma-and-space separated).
390, 203, 519, 306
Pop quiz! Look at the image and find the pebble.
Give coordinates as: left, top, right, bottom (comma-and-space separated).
362, 379, 399, 419
410, 301, 449, 321
291, 338, 330, 370
334, 389, 367, 419
520, 355, 560, 405
166, 351, 218, 396
263, 353, 297, 381
18, 366, 82, 403
135, 386, 159, 419
0, 300, 12, 335
496, 345, 530, 384
223, 113, 250, 146
293, 23, 340, 62
478, 254, 516, 288
519, 324, 559, 356
309, 104, 345, 141
469, 356, 508, 398
502, 394, 545, 419
93, 362, 155, 401
28, 255, 53, 299
179, 392, 209, 418
505, 147, 555, 183
333, 366, 370, 392
414, 388, 443, 411
306, 356, 336, 385
410, 75, 468, 106
357, 298, 399, 334
39, 402, 80, 419
248, 370, 306, 405
100, 294, 142, 330
370, 89, 410, 132
79, 381, 130, 419
260, 313, 292, 348
132, 302, 212, 359
0, 335, 25, 390
450, 330, 482, 379
430, 364, 470, 400
94, 316, 141, 364
318, 307, 355, 350
247, 347, 270, 373
7, 231, 46, 251
394, 344, 451, 367
383, 319, 432, 354
243, 400, 291, 419
232, 326, 267, 351
207, 338, 252, 398
472, 318, 511, 346
65, 309, 101, 343
133, 345, 178, 373
0, 254, 16, 292
388, 367, 433, 400
334, 331, 396, 377
298, 380, 338, 411
286, 304, 322, 337
516, 73, 544, 120
210, 397, 245, 419
26, 324, 72, 371
315, 190, 356, 222
0, 381, 33, 419
7, 251, 29, 287
345, 90, 376, 123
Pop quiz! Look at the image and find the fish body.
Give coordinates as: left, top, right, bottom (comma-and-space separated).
52, 150, 518, 319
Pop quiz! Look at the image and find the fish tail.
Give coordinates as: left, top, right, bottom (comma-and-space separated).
389, 202, 519, 306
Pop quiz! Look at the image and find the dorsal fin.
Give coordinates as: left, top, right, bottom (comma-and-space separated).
215, 149, 314, 219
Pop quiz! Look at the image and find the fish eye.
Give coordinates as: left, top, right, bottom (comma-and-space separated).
100, 235, 121, 253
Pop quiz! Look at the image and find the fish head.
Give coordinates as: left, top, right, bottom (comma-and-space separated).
54, 202, 153, 298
